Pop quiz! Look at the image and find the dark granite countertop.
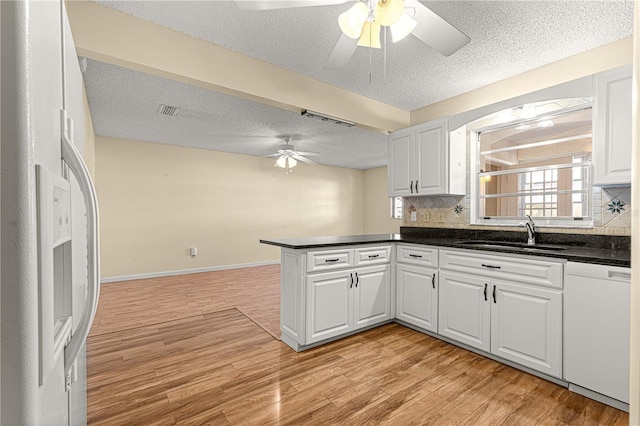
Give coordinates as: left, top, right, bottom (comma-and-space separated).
260, 227, 630, 267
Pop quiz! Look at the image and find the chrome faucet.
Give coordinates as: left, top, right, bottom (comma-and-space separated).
522, 215, 536, 246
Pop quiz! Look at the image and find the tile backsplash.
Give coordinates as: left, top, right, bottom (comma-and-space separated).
403, 186, 631, 236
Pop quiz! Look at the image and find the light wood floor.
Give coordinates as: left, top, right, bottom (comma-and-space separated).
88, 265, 629, 425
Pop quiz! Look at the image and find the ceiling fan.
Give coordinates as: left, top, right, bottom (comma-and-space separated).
265, 136, 320, 173
235, 0, 470, 68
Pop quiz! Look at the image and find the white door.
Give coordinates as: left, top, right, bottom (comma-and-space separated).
491, 281, 562, 378
306, 270, 352, 344
388, 129, 414, 196
396, 264, 438, 332
416, 119, 448, 195
353, 265, 390, 330
438, 271, 490, 352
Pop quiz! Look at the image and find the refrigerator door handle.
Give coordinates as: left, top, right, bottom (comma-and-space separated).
60, 113, 100, 387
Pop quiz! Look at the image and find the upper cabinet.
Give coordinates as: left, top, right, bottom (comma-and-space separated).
593, 65, 632, 186
388, 119, 465, 197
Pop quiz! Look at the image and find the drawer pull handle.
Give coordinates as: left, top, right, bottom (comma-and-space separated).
325, 258, 340, 263
484, 283, 488, 301
409, 254, 423, 258
350, 273, 353, 288
482, 263, 501, 269
492, 285, 497, 304
432, 274, 436, 289
608, 271, 631, 279
368, 254, 380, 259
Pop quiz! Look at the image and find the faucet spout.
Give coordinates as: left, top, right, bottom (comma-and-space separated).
523, 215, 536, 246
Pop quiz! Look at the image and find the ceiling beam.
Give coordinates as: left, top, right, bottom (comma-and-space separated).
65, 1, 410, 134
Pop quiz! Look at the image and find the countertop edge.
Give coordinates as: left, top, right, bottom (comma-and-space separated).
260, 234, 630, 268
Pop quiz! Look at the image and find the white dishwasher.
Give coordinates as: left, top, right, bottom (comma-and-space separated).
564, 261, 630, 408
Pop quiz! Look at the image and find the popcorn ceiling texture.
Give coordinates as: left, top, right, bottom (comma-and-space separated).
94, 1, 633, 111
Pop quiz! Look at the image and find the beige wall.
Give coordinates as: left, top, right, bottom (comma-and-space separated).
96, 137, 369, 279
363, 167, 401, 234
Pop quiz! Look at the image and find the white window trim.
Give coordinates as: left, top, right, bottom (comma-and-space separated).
470, 127, 594, 229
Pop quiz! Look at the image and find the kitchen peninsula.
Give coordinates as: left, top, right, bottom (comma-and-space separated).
260, 227, 631, 411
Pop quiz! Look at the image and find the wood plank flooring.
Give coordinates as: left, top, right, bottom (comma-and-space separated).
88, 265, 629, 425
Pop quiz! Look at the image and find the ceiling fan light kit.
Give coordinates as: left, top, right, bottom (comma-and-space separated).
358, 21, 381, 49
338, 2, 369, 39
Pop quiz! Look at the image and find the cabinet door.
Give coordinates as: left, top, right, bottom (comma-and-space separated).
388, 129, 414, 196
396, 264, 438, 332
306, 270, 352, 344
353, 265, 390, 330
416, 119, 448, 195
491, 281, 562, 378
593, 65, 632, 186
438, 271, 490, 352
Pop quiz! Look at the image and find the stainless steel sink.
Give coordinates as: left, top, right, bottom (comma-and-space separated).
454, 240, 567, 252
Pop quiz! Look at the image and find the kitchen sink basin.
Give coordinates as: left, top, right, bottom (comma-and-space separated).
454, 240, 567, 252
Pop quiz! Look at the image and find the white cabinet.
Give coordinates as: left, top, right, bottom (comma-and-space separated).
593, 65, 632, 186
564, 262, 630, 406
280, 244, 392, 351
439, 270, 490, 352
388, 119, 465, 197
438, 250, 563, 378
306, 269, 352, 343
306, 264, 390, 345
395, 245, 439, 332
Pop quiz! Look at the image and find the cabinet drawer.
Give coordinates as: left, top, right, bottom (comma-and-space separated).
440, 249, 563, 289
354, 245, 391, 265
307, 249, 353, 272
396, 244, 438, 267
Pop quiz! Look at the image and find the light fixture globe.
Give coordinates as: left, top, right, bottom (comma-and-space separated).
338, 2, 369, 39
390, 12, 417, 42
358, 21, 381, 48
375, 0, 404, 26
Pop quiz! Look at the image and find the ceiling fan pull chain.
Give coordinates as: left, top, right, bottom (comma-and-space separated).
383, 26, 387, 82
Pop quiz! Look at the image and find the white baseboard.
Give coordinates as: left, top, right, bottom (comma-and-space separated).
101, 260, 280, 284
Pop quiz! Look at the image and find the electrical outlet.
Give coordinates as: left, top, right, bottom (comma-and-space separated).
423, 212, 430, 221
190, 247, 197, 257
410, 211, 417, 222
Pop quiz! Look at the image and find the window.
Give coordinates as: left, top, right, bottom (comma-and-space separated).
472, 98, 592, 227
391, 196, 403, 219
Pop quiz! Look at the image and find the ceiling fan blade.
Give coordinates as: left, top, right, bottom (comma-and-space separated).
291, 153, 318, 165
325, 33, 359, 69
408, 1, 470, 56
295, 151, 320, 156
235, 0, 349, 11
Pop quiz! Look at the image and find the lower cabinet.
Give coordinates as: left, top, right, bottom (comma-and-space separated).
438, 251, 563, 379
306, 264, 391, 344
396, 263, 438, 332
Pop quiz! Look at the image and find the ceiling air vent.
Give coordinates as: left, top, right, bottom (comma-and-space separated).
158, 104, 181, 117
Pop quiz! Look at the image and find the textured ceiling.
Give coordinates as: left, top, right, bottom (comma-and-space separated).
84, 59, 389, 169
82, 0, 634, 170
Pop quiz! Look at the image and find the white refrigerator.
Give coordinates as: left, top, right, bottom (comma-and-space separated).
1, 1, 100, 424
